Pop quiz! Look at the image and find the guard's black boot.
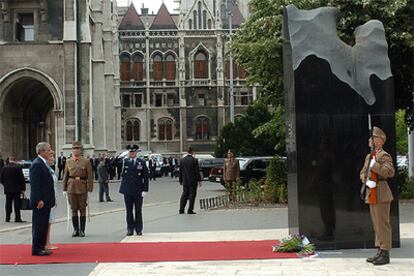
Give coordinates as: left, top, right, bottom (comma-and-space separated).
366, 248, 381, 263
372, 250, 390, 265
79, 216, 86, 237
72, 216, 79, 237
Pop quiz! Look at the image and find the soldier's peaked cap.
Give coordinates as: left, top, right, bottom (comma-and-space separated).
72, 141, 82, 149
127, 144, 139, 152
373, 126, 386, 143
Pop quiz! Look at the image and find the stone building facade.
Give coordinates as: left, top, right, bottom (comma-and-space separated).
0, 0, 121, 159
118, 0, 256, 155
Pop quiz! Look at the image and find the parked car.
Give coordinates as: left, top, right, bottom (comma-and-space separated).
208, 156, 277, 185
198, 158, 224, 179
17, 160, 32, 183
148, 153, 165, 176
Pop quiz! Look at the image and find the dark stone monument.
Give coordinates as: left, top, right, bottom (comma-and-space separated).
283, 5, 400, 249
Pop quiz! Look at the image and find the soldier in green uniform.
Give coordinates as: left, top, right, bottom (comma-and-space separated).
63, 141, 93, 237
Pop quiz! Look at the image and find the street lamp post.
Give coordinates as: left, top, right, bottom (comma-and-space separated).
228, 0, 234, 124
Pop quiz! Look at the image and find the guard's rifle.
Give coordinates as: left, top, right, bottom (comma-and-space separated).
360, 113, 374, 200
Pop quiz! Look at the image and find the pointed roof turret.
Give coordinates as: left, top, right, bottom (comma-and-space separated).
119, 4, 145, 30
231, 4, 245, 27
150, 3, 177, 30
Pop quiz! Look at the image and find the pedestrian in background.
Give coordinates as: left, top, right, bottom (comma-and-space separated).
223, 149, 240, 202
98, 157, 112, 202
30, 142, 55, 256
45, 151, 58, 250
119, 144, 149, 236
179, 147, 201, 214
57, 152, 66, 180
149, 158, 157, 181
360, 127, 395, 265
0, 154, 26, 223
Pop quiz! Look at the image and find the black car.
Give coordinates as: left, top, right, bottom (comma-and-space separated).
209, 156, 278, 185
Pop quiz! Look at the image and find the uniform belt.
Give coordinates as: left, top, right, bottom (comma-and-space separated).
69, 176, 87, 180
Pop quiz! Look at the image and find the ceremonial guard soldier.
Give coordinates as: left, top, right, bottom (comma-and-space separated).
360, 127, 395, 265
119, 144, 149, 236
63, 141, 94, 237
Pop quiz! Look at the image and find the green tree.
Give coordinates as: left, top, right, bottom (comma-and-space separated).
214, 102, 279, 157
232, 0, 413, 119
396, 109, 408, 155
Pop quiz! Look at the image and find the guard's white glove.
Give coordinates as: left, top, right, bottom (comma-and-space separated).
369, 157, 376, 168
366, 180, 377, 188
63, 191, 67, 196
142, 191, 147, 197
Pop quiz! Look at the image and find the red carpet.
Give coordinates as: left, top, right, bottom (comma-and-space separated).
0, 240, 298, 264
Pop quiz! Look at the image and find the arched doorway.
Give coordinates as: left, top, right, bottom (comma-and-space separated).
0, 68, 63, 160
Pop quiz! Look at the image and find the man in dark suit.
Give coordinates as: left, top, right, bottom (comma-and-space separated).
30, 142, 55, 256
0, 154, 26, 222
148, 158, 157, 181
57, 152, 66, 180
179, 147, 202, 214
119, 144, 149, 236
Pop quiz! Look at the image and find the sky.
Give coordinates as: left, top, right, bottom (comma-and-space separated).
116, 0, 179, 14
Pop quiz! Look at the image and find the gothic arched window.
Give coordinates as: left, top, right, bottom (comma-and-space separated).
132, 54, 144, 80
120, 53, 130, 81
165, 54, 176, 80
125, 119, 140, 141
194, 50, 208, 79
196, 116, 209, 140
158, 118, 173, 140
152, 54, 163, 80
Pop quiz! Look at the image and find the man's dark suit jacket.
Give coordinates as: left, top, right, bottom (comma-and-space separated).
179, 155, 201, 186
29, 157, 55, 209
0, 162, 25, 194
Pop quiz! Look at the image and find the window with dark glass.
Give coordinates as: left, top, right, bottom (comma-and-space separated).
196, 117, 209, 140
134, 94, 142, 107
16, 13, 34, 41
155, 94, 162, 107
197, 94, 205, 106
241, 92, 249, 105
126, 121, 133, 141
167, 94, 175, 106
194, 51, 208, 79
133, 120, 140, 140
122, 94, 130, 107
152, 54, 163, 80
158, 118, 173, 140
132, 54, 144, 80
198, 2, 202, 29
120, 54, 131, 81
208, 19, 212, 29
165, 55, 176, 80
203, 10, 207, 29
189, 19, 193, 30
193, 11, 197, 29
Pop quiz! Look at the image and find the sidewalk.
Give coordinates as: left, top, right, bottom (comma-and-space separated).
89, 221, 414, 276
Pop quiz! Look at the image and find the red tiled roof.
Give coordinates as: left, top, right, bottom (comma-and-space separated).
119, 4, 145, 30
150, 3, 177, 30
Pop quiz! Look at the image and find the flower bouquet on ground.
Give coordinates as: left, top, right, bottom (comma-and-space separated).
272, 234, 316, 257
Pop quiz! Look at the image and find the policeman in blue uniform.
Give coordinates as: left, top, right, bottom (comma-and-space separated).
119, 144, 149, 236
